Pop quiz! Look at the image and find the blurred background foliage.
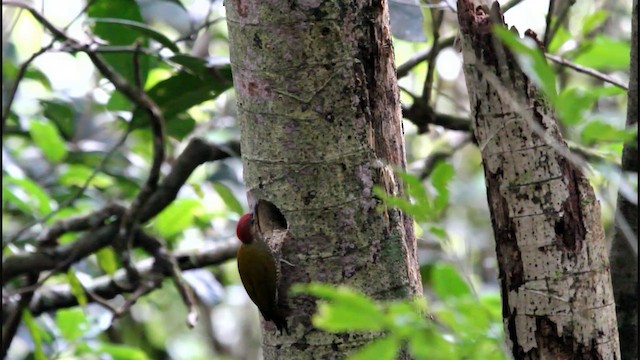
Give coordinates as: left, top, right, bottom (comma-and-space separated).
1, 0, 634, 359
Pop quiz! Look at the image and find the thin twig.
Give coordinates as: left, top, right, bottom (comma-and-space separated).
397, 36, 455, 79
545, 53, 629, 90
422, 9, 445, 104
1, 44, 53, 132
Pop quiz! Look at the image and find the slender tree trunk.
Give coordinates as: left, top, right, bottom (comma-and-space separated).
610, 0, 638, 358
456, 1, 621, 359
224, 0, 422, 358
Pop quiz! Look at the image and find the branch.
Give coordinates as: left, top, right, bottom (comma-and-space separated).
7, 240, 239, 317
2, 139, 240, 284
546, 54, 628, 90
397, 36, 456, 79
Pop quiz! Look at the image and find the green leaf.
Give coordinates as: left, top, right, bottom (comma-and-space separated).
3, 176, 53, 216
293, 283, 384, 331
130, 67, 233, 138
40, 99, 74, 139
547, 26, 571, 53
94, 343, 150, 360
29, 119, 68, 162
409, 330, 456, 360
22, 309, 47, 360
580, 10, 608, 36
212, 183, 243, 215
97, 247, 118, 275
67, 269, 88, 306
88, 0, 150, 85
431, 263, 471, 300
581, 121, 637, 145
493, 26, 557, 101
348, 336, 399, 360
555, 87, 596, 125
60, 164, 114, 188
89, 18, 180, 52
430, 162, 454, 213
573, 35, 630, 70
56, 308, 88, 341
153, 198, 203, 238
168, 54, 210, 76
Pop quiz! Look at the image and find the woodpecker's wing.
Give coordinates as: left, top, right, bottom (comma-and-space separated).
237, 240, 279, 320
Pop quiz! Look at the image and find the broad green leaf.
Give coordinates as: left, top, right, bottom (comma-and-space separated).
3, 176, 53, 216
88, 0, 150, 86
573, 35, 630, 70
493, 26, 557, 101
130, 67, 233, 139
212, 183, 243, 215
385, 300, 426, 338
22, 309, 47, 360
94, 343, 150, 360
580, 10, 608, 36
67, 269, 88, 306
153, 198, 203, 238
60, 164, 114, 188
56, 308, 88, 341
409, 330, 456, 360
431, 263, 471, 300
97, 247, 118, 275
348, 336, 399, 360
168, 54, 210, 76
40, 99, 74, 139
89, 18, 180, 52
547, 26, 571, 54
581, 121, 637, 144
293, 284, 384, 331
29, 119, 68, 162
555, 87, 596, 125
430, 162, 454, 213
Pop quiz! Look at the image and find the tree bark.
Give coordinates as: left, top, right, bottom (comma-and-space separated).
224, 0, 421, 358
610, 0, 638, 358
456, 1, 621, 359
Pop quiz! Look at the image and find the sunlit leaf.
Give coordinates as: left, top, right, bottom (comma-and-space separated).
29, 119, 68, 162
212, 183, 243, 215
22, 309, 47, 360
573, 35, 630, 70
60, 164, 114, 188
293, 283, 384, 331
3, 176, 53, 216
348, 336, 399, 360
581, 121, 637, 145
94, 343, 150, 360
153, 198, 203, 238
67, 269, 88, 306
430, 162, 454, 213
56, 308, 88, 341
97, 247, 118, 276
431, 263, 471, 300
580, 10, 608, 36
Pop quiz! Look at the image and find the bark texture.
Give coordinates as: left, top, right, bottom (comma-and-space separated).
456, 1, 620, 359
224, 0, 421, 358
609, 0, 638, 358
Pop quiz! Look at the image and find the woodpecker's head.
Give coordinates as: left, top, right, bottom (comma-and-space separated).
236, 213, 254, 244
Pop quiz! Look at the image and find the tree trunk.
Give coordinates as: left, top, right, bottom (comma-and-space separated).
610, 0, 638, 358
456, 1, 621, 359
224, 0, 422, 358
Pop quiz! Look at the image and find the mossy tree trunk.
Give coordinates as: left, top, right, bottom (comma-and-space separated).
224, 0, 422, 358
456, 1, 621, 358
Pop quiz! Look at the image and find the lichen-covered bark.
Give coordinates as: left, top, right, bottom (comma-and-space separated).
456, 1, 621, 359
224, 0, 421, 358
610, 0, 638, 358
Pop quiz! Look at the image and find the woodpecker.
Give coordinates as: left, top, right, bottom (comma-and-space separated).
236, 212, 288, 334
